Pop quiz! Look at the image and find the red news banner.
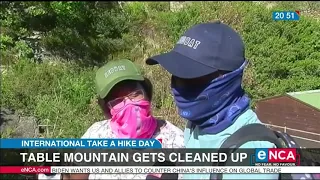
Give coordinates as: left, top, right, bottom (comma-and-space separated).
0, 166, 51, 174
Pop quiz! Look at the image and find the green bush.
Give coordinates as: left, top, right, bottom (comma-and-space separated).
1, 59, 102, 137
240, 4, 320, 98
0, 2, 131, 66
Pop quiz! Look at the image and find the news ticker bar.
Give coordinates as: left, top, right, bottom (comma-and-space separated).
0, 166, 319, 174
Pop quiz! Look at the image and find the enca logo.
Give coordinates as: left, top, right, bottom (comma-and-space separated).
255, 148, 297, 163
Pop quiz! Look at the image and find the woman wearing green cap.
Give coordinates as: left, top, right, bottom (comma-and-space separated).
38, 59, 184, 180
90, 59, 184, 142
86, 59, 184, 179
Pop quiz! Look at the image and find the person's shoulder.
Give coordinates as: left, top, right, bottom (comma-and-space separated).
87, 119, 110, 132
237, 110, 276, 149
162, 120, 184, 133
237, 108, 259, 122
156, 120, 185, 148
81, 119, 112, 139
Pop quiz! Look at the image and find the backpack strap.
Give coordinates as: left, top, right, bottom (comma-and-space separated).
211, 123, 284, 180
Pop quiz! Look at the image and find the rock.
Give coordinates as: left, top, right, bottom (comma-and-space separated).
0, 108, 39, 138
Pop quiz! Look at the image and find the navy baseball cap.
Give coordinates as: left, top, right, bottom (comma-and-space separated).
146, 21, 245, 79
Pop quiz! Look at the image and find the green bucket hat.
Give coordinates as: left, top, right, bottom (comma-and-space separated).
95, 59, 144, 99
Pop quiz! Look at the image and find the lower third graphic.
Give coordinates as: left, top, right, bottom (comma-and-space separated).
251, 148, 300, 166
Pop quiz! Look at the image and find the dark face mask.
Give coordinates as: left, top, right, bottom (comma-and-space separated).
170, 73, 221, 100
171, 79, 202, 100
170, 61, 251, 134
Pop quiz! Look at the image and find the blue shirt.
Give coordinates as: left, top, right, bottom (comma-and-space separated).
182, 109, 279, 180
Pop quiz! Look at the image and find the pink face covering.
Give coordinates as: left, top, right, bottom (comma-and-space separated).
109, 99, 157, 139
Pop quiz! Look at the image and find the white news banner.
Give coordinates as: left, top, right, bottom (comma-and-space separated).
50, 166, 320, 174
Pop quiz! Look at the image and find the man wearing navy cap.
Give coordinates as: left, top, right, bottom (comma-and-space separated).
146, 22, 279, 179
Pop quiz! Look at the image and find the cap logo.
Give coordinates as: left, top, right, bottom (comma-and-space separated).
104, 65, 126, 78
176, 36, 201, 49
